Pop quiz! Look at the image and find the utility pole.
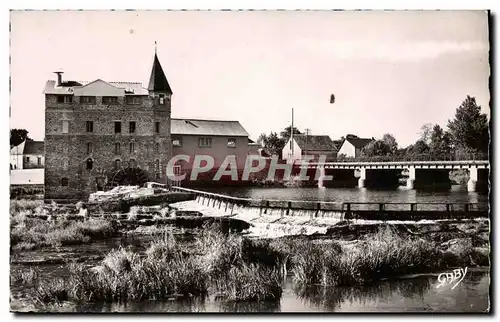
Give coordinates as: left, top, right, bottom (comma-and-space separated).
290, 108, 294, 160
304, 128, 311, 160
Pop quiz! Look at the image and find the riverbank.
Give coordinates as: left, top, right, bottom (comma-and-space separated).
10, 198, 490, 312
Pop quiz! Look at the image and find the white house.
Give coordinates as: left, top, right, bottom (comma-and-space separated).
337, 137, 374, 158
282, 134, 338, 162
10, 140, 45, 170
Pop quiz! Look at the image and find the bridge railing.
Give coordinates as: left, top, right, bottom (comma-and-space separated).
333, 153, 488, 163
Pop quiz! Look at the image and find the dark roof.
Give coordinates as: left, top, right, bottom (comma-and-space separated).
23, 141, 44, 155
294, 135, 337, 151
344, 137, 374, 149
332, 139, 343, 150
147, 53, 173, 94
171, 118, 249, 136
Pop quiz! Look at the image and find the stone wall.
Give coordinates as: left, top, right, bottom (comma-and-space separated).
44, 93, 171, 201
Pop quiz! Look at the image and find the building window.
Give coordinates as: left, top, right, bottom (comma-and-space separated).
86, 142, 93, 154
126, 96, 141, 105
172, 136, 182, 147
129, 142, 135, 154
115, 159, 121, 169
57, 95, 73, 103
228, 138, 236, 148
63, 160, 68, 171
102, 96, 118, 104
198, 137, 212, 148
114, 121, 121, 133
159, 94, 165, 105
129, 159, 137, 168
62, 120, 69, 133
129, 121, 136, 134
155, 122, 160, 134
154, 142, 160, 153
26, 156, 30, 162
61, 177, 69, 186
86, 158, 93, 170
80, 96, 96, 104
86, 121, 94, 133
37, 157, 41, 166
114, 142, 121, 154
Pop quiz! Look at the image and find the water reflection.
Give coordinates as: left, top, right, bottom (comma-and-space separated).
294, 278, 431, 312
291, 271, 489, 312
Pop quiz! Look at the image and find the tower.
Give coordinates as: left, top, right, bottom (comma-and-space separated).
148, 51, 173, 183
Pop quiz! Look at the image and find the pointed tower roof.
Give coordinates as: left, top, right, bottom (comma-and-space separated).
148, 53, 173, 94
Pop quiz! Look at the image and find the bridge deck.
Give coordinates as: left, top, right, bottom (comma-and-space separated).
302, 160, 489, 169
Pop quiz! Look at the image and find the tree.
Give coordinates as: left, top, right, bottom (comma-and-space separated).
419, 123, 433, 145
427, 124, 453, 158
263, 132, 285, 157
382, 133, 398, 155
280, 125, 302, 143
361, 140, 391, 157
10, 129, 30, 148
447, 95, 489, 155
256, 133, 267, 147
406, 140, 430, 157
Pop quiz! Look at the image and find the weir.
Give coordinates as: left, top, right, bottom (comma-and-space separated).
170, 187, 489, 221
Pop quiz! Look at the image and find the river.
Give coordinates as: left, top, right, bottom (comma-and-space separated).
10, 236, 490, 313
198, 185, 488, 204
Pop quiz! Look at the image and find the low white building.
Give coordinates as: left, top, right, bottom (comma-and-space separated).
282, 134, 338, 162
337, 137, 374, 158
10, 140, 45, 170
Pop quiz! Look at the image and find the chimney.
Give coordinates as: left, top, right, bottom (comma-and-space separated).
54, 71, 63, 86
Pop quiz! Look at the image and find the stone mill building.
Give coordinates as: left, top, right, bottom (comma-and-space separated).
43, 51, 173, 200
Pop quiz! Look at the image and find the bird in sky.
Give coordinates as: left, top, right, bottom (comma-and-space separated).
330, 94, 335, 104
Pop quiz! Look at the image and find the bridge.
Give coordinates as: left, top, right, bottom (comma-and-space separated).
298, 160, 489, 191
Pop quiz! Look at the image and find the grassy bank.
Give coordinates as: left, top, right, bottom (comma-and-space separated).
12, 216, 489, 307
10, 200, 118, 250
27, 226, 282, 305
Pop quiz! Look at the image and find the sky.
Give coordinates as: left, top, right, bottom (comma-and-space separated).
10, 10, 490, 147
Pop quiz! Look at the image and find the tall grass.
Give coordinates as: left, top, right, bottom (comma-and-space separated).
11, 217, 118, 250
195, 224, 283, 301
287, 225, 444, 286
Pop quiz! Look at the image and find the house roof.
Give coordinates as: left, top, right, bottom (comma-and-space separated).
10, 140, 25, 155
24, 141, 44, 155
293, 135, 337, 151
43, 80, 149, 96
171, 119, 249, 137
148, 53, 173, 94
332, 139, 343, 150
344, 137, 374, 149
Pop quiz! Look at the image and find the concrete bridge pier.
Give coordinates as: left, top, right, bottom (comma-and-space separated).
406, 166, 415, 189
358, 167, 366, 188
468, 166, 489, 192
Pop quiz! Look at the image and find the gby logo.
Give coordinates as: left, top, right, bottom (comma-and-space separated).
436, 267, 467, 290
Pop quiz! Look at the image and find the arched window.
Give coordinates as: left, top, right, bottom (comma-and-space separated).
129, 159, 137, 168
61, 177, 69, 186
115, 159, 121, 169
86, 158, 93, 170
129, 142, 135, 154
115, 142, 121, 154
87, 142, 93, 154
